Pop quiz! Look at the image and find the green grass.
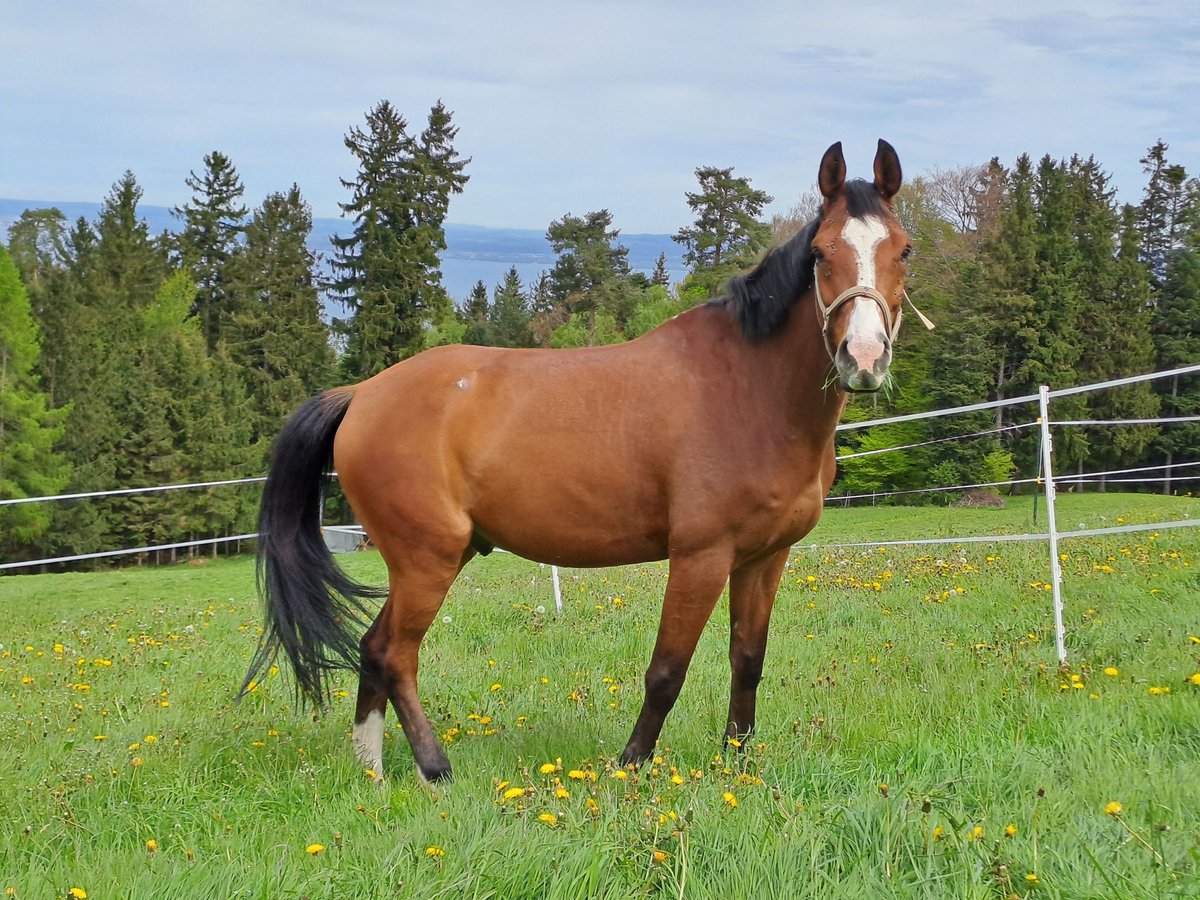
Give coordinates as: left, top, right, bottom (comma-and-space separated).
2, 494, 1199, 898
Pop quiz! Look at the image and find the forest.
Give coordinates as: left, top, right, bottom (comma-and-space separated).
1, 99, 1198, 567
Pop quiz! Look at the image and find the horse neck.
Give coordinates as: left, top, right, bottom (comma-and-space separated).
754, 287, 849, 442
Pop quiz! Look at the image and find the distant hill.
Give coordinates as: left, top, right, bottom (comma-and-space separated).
0, 199, 686, 303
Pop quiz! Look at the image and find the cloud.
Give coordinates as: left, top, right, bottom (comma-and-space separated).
1, 1, 1197, 233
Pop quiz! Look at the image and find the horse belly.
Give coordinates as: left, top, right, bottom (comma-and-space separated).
469, 441, 671, 567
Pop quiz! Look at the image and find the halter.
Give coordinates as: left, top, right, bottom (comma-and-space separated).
812, 280, 935, 363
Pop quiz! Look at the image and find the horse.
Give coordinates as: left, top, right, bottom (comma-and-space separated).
244, 140, 913, 783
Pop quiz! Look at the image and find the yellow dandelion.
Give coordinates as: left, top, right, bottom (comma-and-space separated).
722, 792, 738, 808
130, 757, 143, 767
143, 735, 158, 744
1025, 873, 1039, 885
425, 845, 446, 858
68, 890, 87, 900
502, 787, 525, 800
539, 763, 557, 774
490, 683, 502, 691
146, 839, 158, 853
1102, 666, 1119, 677
932, 825, 945, 841
537, 813, 558, 827
1104, 801, 1123, 817
1187, 673, 1200, 685
585, 797, 599, 815
969, 825, 984, 840
612, 770, 628, 780
726, 737, 742, 748
555, 786, 570, 799
306, 843, 326, 855
1005, 823, 1018, 837
652, 849, 669, 863
670, 774, 684, 785
363, 769, 377, 780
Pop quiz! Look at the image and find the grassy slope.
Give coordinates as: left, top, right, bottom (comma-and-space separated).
1, 494, 1198, 898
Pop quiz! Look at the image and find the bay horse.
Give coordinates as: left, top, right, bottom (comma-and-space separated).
245, 140, 912, 783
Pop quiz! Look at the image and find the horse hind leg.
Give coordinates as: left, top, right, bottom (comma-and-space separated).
352, 619, 389, 782
354, 544, 473, 784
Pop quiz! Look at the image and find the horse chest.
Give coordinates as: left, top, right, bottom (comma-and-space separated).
737, 478, 825, 548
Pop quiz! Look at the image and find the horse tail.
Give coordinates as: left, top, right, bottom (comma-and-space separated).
241, 385, 384, 704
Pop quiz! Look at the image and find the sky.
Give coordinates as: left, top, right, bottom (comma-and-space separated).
2, 1, 1198, 235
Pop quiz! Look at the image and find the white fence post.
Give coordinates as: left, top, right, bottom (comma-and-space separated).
551, 565, 563, 614
1038, 385, 1068, 666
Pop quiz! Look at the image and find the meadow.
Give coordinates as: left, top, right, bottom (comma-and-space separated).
2, 493, 1198, 899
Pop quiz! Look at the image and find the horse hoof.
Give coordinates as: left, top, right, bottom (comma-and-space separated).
618, 748, 649, 768
417, 763, 453, 785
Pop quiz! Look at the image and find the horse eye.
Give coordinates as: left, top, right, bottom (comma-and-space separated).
901, 246, 913, 260
811, 247, 824, 262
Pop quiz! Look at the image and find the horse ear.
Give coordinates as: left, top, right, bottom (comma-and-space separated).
873, 139, 902, 202
818, 142, 846, 204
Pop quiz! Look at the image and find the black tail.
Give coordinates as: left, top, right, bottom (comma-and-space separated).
241, 387, 385, 704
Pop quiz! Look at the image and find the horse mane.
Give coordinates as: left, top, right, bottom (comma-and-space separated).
716, 179, 887, 341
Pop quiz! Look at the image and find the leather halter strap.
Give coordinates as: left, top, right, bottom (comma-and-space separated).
812, 279, 902, 363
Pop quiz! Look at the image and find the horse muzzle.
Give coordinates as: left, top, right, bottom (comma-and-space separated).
835, 333, 891, 392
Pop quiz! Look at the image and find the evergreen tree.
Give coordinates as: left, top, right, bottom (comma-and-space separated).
1070, 166, 1159, 486
0, 245, 70, 557
1152, 217, 1200, 494
50, 173, 169, 557
6, 208, 70, 290
460, 280, 495, 345
332, 100, 469, 378
489, 266, 533, 348
979, 155, 1038, 428
546, 210, 639, 344
651, 252, 670, 287
1136, 140, 1191, 289
226, 185, 334, 444
674, 166, 772, 295
173, 151, 248, 352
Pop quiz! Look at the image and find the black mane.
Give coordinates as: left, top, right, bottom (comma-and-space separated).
716, 179, 887, 341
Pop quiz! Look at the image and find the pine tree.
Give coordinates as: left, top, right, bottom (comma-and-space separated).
651, 252, 670, 286
226, 185, 334, 444
1152, 207, 1200, 494
0, 245, 71, 558
546, 210, 639, 345
674, 166, 772, 295
52, 173, 169, 557
1068, 161, 1159, 486
1136, 140, 1190, 289
332, 100, 469, 378
978, 155, 1037, 430
6, 208, 70, 290
489, 266, 533, 348
461, 280, 495, 346
173, 151, 248, 352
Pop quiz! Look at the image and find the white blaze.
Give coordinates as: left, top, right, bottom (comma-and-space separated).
840, 216, 890, 361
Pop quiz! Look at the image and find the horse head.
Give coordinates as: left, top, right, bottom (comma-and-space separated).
812, 139, 911, 392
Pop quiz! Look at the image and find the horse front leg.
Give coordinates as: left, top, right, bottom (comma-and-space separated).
725, 548, 789, 745
619, 550, 731, 766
